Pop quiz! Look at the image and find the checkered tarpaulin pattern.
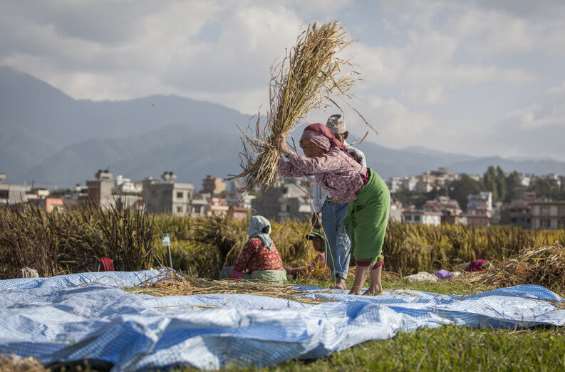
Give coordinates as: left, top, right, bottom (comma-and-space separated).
0, 271, 563, 370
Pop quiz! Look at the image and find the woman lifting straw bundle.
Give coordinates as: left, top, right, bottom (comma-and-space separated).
233, 21, 389, 293
234, 21, 353, 190
278, 125, 390, 295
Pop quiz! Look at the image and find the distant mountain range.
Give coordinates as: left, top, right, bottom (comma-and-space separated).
2, 66, 565, 188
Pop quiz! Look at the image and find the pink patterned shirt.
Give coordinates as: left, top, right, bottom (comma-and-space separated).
278, 148, 367, 203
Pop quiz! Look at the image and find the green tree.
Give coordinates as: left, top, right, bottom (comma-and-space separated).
482, 166, 499, 201
529, 177, 560, 199
505, 171, 524, 202
495, 166, 507, 202
448, 174, 483, 210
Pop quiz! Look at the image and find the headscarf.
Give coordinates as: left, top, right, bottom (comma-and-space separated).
247, 215, 273, 250
301, 130, 331, 151
301, 123, 347, 151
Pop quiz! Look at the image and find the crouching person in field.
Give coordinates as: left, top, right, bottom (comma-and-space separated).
229, 215, 287, 283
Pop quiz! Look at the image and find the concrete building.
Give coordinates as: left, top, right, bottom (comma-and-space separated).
114, 176, 143, 210
252, 182, 312, 221
86, 169, 115, 209
387, 177, 403, 193
0, 181, 30, 205
208, 197, 229, 217
389, 201, 403, 222
49, 184, 88, 208
30, 197, 65, 213
386, 176, 418, 193
465, 210, 491, 227
225, 179, 255, 209
389, 168, 459, 194
465, 192, 493, 226
530, 201, 565, 229
415, 173, 435, 193
27, 188, 50, 200
402, 206, 442, 225
500, 192, 537, 228
189, 194, 209, 216
467, 192, 493, 212
202, 175, 226, 196
142, 172, 194, 215
423, 196, 464, 224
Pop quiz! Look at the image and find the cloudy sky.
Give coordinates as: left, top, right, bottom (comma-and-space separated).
2, 0, 565, 160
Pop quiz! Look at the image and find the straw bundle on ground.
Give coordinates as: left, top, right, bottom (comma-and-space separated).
0, 355, 46, 372
130, 274, 324, 304
474, 245, 565, 293
235, 21, 354, 189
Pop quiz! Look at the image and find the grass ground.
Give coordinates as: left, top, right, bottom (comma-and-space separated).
178, 275, 565, 372
266, 326, 565, 372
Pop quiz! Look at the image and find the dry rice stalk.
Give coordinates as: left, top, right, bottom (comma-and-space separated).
232, 21, 355, 189
476, 245, 565, 293
0, 355, 46, 372
130, 274, 324, 304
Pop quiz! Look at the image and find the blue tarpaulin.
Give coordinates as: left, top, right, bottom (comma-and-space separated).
0, 270, 563, 371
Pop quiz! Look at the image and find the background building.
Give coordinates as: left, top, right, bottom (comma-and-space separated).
423, 196, 464, 224
530, 201, 565, 229
142, 171, 194, 215
253, 181, 312, 221
465, 192, 493, 226
402, 206, 442, 225
86, 169, 115, 209
0, 174, 30, 205
202, 175, 226, 196
500, 192, 536, 228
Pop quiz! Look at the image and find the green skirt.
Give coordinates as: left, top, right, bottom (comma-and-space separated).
220, 266, 287, 283
345, 169, 391, 263
249, 270, 287, 283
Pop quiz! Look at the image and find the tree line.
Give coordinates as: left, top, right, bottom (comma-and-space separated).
394, 166, 565, 210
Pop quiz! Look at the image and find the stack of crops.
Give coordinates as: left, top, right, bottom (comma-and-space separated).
235, 21, 354, 189
0, 355, 46, 372
475, 245, 565, 292
130, 273, 323, 304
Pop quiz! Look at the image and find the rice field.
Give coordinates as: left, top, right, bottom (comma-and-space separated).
1, 204, 564, 287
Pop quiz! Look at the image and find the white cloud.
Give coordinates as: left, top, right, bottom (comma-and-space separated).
1, 0, 565, 160
162, 4, 303, 95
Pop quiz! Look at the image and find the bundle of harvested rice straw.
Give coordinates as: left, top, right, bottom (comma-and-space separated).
475, 245, 565, 293
234, 21, 355, 189
0, 355, 46, 372
130, 274, 324, 304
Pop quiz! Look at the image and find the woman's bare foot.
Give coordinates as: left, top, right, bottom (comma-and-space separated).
365, 264, 383, 296
363, 285, 383, 296
349, 265, 369, 295
349, 286, 362, 295
332, 278, 347, 290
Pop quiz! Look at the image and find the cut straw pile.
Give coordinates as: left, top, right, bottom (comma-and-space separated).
473, 245, 565, 293
130, 274, 324, 304
0, 355, 46, 372
234, 21, 354, 189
